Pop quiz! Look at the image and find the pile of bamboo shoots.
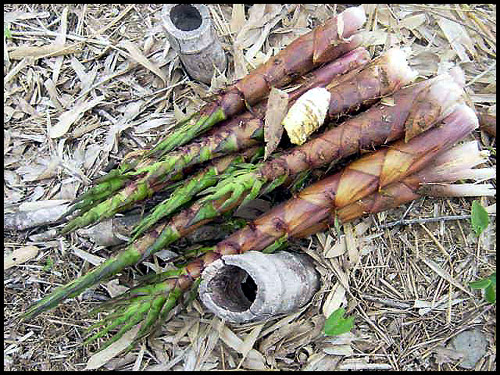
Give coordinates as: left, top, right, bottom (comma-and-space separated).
20, 5, 495, 353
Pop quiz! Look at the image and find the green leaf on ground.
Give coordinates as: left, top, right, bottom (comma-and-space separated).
324, 307, 355, 336
42, 256, 54, 272
469, 272, 496, 304
471, 200, 489, 237
5, 25, 12, 38
469, 278, 491, 290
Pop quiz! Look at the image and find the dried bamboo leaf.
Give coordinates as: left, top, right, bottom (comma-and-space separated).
237, 323, 265, 367
119, 40, 167, 85
85, 325, 141, 370
437, 16, 477, 62
324, 235, 347, 258
399, 13, 427, 30
18, 199, 68, 212
218, 325, 266, 370
104, 279, 130, 298
230, 4, 246, 33
4, 10, 50, 23
418, 257, 473, 296
43, 78, 64, 110
70, 56, 98, 92
322, 282, 347, 318
433, 346, 465, 365
9, 43, 80, 60
322, 343, 354, 356
359, 30, 390, 46
232, 44, 249, 81
303, 352, 340, 371
4, 245, 39, 270
133, 117, 175, 134
4, 57, 32, 84
344, 223, 359, 266
409, 51, 440, 76
264, 87, 289, 159
72, 247, 106, 266
245, 14, 282, 62
338, 360, 392, 370
51, 6, 69, 84
50, 96, 104, 138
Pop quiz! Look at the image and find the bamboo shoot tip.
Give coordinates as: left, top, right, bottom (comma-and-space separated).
384, 47, 419, 86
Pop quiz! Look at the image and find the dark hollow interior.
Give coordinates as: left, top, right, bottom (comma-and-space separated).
170, 4, 202, 31
241, 273, 257, 302
207, 265, 258, 312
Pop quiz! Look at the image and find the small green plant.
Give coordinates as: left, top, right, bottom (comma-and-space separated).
324, 307, 355, 336
469, 272, 496, 304
42, 257, 54, 272
4, 25, 12, 38
484, 146, 496, 157
470, 200, 490, 237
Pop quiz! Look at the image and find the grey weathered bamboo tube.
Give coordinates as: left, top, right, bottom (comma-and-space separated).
161, 4, 227, 84
199, 251, 320, 323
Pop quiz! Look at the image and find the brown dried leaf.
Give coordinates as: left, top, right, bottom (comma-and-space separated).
264, 87, 289, 160
322, 282, 346, 318
437, 16, 477, 62
324, 235, 347, 258
9, 43, 80, 60
4, 245, 39, 270
232, 44, 249, 81
399, 13, 427, 30
119, 40, 167, 85
4, 10, 50, 23
50, 96, 104, 138
72, 247, 106, 266
85, 325, 141, 370
218, 324, 266, 370
230, 4, 246, 33
104, 279, 130, 298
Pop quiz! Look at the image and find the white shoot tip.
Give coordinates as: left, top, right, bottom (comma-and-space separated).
447, 66, 466, 87
384, 47, 419, 86
345, 5, 367, 25
283, 87, 331, 145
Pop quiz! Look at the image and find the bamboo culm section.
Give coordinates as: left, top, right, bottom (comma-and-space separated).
199, 64, 466, 213
61, 47, 372, 234
22, 102, 478, 325
80, 103, 482, 350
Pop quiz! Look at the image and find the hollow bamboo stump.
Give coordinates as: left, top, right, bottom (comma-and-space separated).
199, 251, 320, 323
161, 4, 227, 84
